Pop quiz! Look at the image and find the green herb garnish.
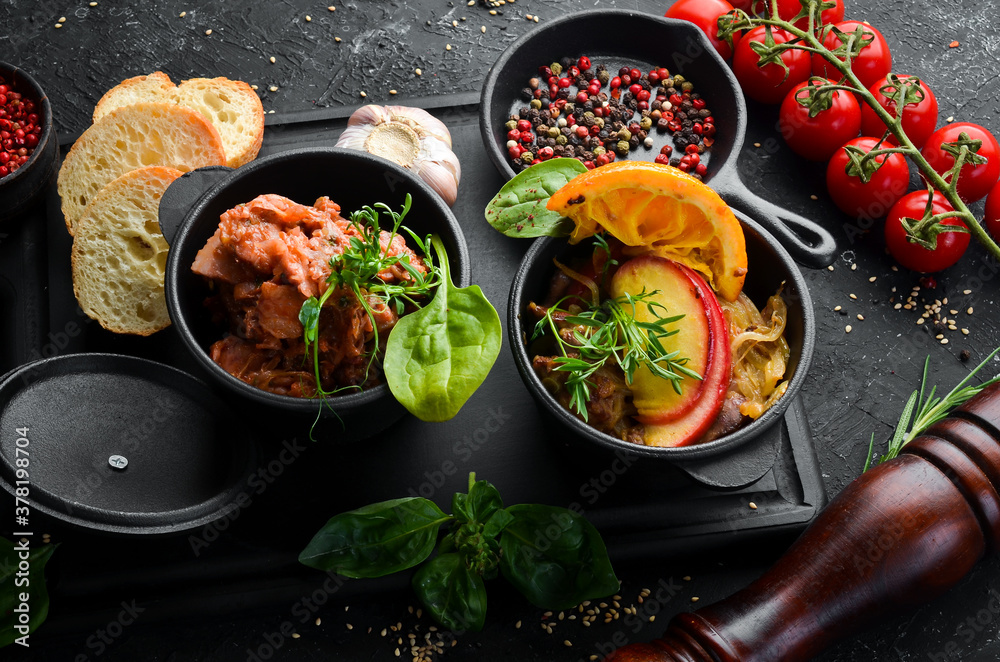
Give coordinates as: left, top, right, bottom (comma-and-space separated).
483, 158, 586, 238
864, 347, 1000, 470
534, 288, 701, 421
298, 196, 500, 423
298, 472, 619, 631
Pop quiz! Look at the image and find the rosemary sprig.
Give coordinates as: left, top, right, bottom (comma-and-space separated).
298, 194, 441, 397
533, 290, 702, 422
864, 347, 1000, 471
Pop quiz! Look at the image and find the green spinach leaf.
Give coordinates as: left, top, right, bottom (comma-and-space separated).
412, 553, 487, 632
484, 159, 587, 238
1, 537, 56, 648
298, 498, 451, 578
384, 236, 502, 422
499, 504, 619, 610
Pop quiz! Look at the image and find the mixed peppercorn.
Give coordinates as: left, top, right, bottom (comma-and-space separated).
504, 56, 715, 176
0, 74, 43, 180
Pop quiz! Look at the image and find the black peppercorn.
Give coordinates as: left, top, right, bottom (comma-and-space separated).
520, 88, 533, 101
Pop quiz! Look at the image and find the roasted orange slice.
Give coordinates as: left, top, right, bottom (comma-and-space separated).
546, 161, 747, 301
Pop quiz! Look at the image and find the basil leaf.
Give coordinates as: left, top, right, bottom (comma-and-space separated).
499, 504, 619, 610
412, 553, 487, 632
298, 498, 451, 578
384, 236, 502, 422
482, 508, 515, 539
484, 159, 587, 238
1, 537, 56, 648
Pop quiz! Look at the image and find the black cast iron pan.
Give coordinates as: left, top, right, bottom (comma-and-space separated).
480, 9, 838, 269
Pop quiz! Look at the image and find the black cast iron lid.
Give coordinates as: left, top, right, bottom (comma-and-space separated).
0, 353, 259, 535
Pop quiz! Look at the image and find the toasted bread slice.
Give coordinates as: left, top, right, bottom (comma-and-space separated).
71, 166, 183, 336
93, 73, 264, 168
58, 102, 226, 234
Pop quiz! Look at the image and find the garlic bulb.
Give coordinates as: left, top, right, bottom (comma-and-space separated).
336, 105, 461, 206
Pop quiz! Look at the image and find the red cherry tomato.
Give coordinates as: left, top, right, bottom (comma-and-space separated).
665, 0, 743, 60
921, 122, 1000, 203
728, 0, 754, 10
778, 78, 861, 161
813, 21, 892, 90
859, 75, 938, 149
826, 137, 910, 218
732, 26, 811, 104
885, 191, 970, 272
773, 0, 844, 29
985, 179, 1000, 241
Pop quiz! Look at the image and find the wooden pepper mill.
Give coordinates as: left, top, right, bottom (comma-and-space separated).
607, 382, 1000, 662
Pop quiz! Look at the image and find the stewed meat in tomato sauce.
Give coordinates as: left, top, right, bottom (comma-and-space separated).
192, 194, 427, 397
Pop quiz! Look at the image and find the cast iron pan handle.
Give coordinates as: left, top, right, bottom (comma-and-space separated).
159, 166, 234, 246
711, 169, 838, 269
672, 424, 781, 489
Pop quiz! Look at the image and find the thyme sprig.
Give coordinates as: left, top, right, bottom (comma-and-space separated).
533, 289, 702, 421
864, 347, 1000, 471
717, 1, 1000, 261
298, 194, 441, 397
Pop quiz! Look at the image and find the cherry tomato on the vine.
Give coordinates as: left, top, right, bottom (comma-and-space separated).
812, 21, 892, 90
859, 74, 938, 149
773, 0, 844, 30
732, 26, 812, 104
665, 0, 743, 60
985, 179, 1000, 242
885, 191, 970, 272
826, 137, 909, 218
778, 78, 861, 161
921, 122, 1000, 203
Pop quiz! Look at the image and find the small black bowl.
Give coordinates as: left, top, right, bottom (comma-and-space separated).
508, 212, 815, 481
0, 62, 58, 223
163, 148, 470, 438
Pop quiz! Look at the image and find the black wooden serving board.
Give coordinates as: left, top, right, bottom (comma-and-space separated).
0, 102, 825, 647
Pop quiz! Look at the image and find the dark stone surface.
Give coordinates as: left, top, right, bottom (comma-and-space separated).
3, 0, 1000, 660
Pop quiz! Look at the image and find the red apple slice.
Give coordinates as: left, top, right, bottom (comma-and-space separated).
643, 265, 731, 448
609, 255, 711, 424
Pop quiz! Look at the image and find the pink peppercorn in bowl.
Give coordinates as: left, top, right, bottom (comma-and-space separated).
0, 62, 58, 223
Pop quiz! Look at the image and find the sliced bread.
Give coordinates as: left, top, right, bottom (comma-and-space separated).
93, 73, 264, 168
71, 166, 183, 336
58, 102, 226, 234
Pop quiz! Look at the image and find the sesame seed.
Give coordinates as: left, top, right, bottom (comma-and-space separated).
316, 618, 322, 626
269, 56, 276, 63
749, 501, 757, 509
446, 44, 452, 50
468, 0, 475, 4
268, 109, 275, 114
179, 10, 187, 16
892, 265, 899, 271
857, 314, 864, 321
390, 89, 397, 95
834, 305, 842, 311
515, 620, 522, 629
395, 648, 400, 657
335, 37, 342, 42
753, 142, 761, 147
526, 13, 533, 19
415, 68, 422, 75
481, 25, 487, 33
90, 1, 97, 4
269, 85, 278, 91
827, 265, 835, 271
329, 5, 336, 10
968, 307, 974, 314
869, 276, 877, 282
205, 28, 212, 35
936, 334, 944, 339
534, 15, 539, 21
564, 640, 573, 647
292, 633, 301, 639
346, 623, 353, 630
916, 318, 925, 325
649, 615, 656, 622
951, 309, 959, 315
452, 19, 458, 26
360, 91, 367, 97
941, 338, 949, 345
894, 303, 901, 309
59, 16, 67, 21
54, 23, 62, 28
306, 15, 312, 21
947, 116, 954, 122
683, 576, 692, 581
845, 325, 853, 333
962, 328, 970, 335
490, 9, 497, 14
964, 289, 972, 295
810, 194, 819, 200
851, 263, 857, 271
381, 629, 388, 637
250, 84, 258, 90
691, 597, 700, 603
850, 293, 858, 300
